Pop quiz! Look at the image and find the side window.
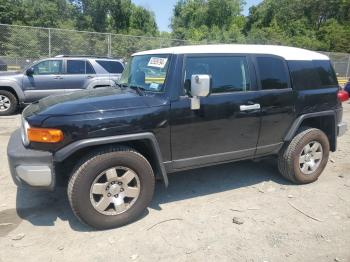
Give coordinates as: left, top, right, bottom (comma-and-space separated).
96, 60, 124, 73
86, 61, 95, 74
313, 60, 338, 87
184, 56, 251, 94
67, 60, 86, 74
256, 57, 289, 90
288, 61, 321, 90
32, 60, 63, 75
287, 60, 337, 90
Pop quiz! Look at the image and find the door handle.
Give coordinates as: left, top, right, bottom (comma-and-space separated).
53, 76, 63, 80
87, 75, 94, 79
240, 104, 261, 111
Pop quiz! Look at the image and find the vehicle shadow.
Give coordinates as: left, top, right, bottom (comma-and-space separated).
15, 159, 292, 232
150, 159, 291, 209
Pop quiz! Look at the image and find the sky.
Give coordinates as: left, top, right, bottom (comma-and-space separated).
131, 0, 262, 32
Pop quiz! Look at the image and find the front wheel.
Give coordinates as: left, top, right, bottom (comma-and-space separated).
278, 128, 330, 184
0, 90, 18, 116
68, 147, 155, 229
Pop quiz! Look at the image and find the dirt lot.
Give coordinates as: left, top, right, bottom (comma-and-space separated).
0, 104, 349, 262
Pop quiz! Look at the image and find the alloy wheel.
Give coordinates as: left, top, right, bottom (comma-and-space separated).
299, 141, 323, 175
90, 166, 141, 215
0, 95, 11, 112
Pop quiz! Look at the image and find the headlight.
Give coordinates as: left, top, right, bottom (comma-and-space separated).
21, 117, 30, 146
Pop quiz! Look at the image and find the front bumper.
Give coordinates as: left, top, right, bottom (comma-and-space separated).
338, 122, 347, 137
7, 129, 55, 190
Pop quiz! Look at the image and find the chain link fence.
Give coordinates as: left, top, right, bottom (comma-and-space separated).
0, 23, 197, 71
0, 23, 349, 85
320, 52, 350, 86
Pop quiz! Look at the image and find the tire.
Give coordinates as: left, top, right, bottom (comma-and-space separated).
278, 128, 330, 184
68, 146, 155, 229
0, 90, 18, 116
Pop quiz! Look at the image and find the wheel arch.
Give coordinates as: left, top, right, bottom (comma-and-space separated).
0, 85, 23, 103
284, 111, 337, 152
54, 133, 169, 187
0, 79, 25, 101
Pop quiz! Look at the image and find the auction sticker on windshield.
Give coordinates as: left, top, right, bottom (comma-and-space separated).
148, 57, 168, 68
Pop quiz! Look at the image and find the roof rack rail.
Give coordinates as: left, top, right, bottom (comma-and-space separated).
54, 55, 121, 59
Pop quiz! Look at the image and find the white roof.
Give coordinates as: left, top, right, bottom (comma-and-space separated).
133, 44, 329, 61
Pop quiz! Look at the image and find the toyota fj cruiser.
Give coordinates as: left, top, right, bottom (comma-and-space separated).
7, 45, 348, 229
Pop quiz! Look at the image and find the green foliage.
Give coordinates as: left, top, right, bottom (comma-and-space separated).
245, 0, 350, 52
72, 0, 158, 35
1, 0, 349, 58
171, 0, 350, 53
0, 0, 160, 58
0, 0, 158, 35
0, 0, 22, 24
171, 0, 246, 43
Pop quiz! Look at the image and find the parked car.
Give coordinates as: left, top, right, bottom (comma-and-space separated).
0, 55, 124, 115
7, 45, 348, 229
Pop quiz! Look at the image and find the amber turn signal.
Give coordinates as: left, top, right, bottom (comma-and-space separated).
27, 128, 64, 143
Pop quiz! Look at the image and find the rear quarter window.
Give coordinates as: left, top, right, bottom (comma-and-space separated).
288, 60, 338, 90
313, 60, 338, 87
96, 60, 124, 74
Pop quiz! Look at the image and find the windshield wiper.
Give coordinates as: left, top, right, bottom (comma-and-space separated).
128, 85, 146, 96
115, 82, 129, 89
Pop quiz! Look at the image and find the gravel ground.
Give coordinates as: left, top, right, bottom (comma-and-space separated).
0, 104, 349, 262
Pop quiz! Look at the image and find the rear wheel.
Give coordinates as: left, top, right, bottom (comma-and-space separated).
278, 128, 330, 184
68, 147, 155, 229
0, 90, 18, 116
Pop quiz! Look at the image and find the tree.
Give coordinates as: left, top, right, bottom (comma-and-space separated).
70, 0, 158, 35
129, 6, 158, 36
171, 0, 246, 42
108, 0, 132, 33
244, 0, 350, 52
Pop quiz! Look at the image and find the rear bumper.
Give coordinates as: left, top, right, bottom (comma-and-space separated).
338, 122, 347, 137
7, 129, 55, 190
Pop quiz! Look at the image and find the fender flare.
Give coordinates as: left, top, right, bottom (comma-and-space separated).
284, 110, 337, 151
0, 80, 25, 102
54, 132, 169, 187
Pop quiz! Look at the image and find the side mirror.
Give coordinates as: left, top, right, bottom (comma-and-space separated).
26, 67, 34, 76
190, 74, 211, 110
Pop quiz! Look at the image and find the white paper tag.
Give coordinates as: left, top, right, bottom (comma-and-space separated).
149, 83, 160, 90
148, 57, 168, 68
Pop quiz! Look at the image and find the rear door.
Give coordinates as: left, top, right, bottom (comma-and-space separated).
253, 56, 296, 155
169, 54, 262, 170
22, 59, 64, 102
63, 59, 96, 90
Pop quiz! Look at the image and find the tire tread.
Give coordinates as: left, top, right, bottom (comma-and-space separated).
278, 128, 329, 184
67, 146, 154, 228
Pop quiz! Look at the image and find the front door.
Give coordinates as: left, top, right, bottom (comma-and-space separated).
170, 55, 262, 170
22, 59, 64, 102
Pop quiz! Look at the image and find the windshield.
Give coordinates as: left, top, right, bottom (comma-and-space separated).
119, 54, 170, 92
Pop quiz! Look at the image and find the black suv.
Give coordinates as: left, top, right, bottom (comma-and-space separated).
7, 45, 348, 229
0, 56, 124, 115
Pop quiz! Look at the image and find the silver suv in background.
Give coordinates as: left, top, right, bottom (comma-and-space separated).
0, 55, 124, 115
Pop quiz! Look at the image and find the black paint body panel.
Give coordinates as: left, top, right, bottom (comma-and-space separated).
22, 53, 343, 174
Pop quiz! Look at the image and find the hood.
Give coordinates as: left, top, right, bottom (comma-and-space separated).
0, 71, 22, 77
23, 87, 166, 117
